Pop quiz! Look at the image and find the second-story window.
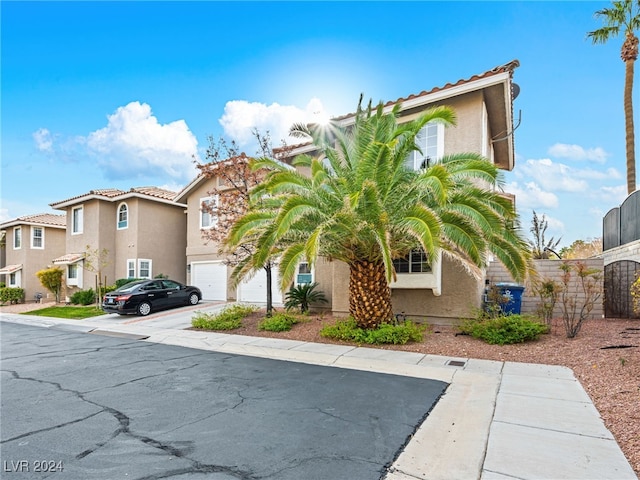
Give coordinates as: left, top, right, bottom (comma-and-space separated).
117, 203, 128, 229
200, 196, 219, 229
31, 227, 44, 249
72, 206, 83, 234
13, 227, 21, 249
405, 123, 444, 171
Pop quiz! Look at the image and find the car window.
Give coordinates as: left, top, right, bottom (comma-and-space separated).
162, 280, 181, 290
118, 281, 146, 292
142, 281, 162, 291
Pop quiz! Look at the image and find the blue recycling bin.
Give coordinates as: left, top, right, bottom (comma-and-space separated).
495, 283, 525, 315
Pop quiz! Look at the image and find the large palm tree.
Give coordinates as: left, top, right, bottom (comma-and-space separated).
589, 0, 640, 194
227, 100, 532, 329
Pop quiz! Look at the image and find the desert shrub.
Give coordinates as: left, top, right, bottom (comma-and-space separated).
70, 288, 96, 306
532, 278, 560, 325
0, 287, 25, 304
284, 282, 328, 313
460, 315, 548, 345
321, 318, 426, 345
36, 267, 64, 302
191, 304, 258, 330
259, 312, 300, 332
558, 261, 602, 338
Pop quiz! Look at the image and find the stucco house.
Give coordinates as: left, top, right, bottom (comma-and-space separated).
49, 187, 187, 296
278, 60, 521, 323
178, 60, 521, 323
0, 213, 67, 302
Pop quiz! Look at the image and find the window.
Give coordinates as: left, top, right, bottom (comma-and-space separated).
200, 196, 218, 229
138, 259, 152, 279
127, 260, 136, 278
72, 206, 83, 234
117, 203, 128, 229
405, 123, 444, 171
31, 227, 44, 249
13, 227, 21, 249
9, 272, 17, 287
66, 261, 83, 287
393, 249, 431, 274
296, 262, 313, 285
68, 264, 78, 279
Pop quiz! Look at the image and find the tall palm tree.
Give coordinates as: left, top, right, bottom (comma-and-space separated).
589, 0, 640, 194
227, 100, 532, 329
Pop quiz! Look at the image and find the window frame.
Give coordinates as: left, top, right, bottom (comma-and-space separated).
117, 202, 129, 230
127, 259, 136, 279
295, 262, 314, 286
13, 227, 21, 249
393, 248, 432, 274
31, 226, 44, 249
138, 259, 152, 279
405, 122, 445, 171
72, 206, 84, 235
200, 195, 219, 229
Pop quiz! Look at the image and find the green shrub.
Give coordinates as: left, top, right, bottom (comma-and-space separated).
0, 287, 25, 304
70, 289, 96, 306
321, 318, 426, 345
258, 312, 300, 332
460, 314, 548, 345
191, 304, 258, 330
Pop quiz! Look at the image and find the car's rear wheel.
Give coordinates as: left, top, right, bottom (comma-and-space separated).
137, 301, 152, 316
188, 293, 199, 305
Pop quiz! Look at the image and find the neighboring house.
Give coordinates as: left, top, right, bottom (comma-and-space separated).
174, 164, 287, 304
282, 60, 521, 323
49, 187, 187, 297
0, 213, 67, 302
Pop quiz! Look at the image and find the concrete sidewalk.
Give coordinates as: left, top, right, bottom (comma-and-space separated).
1, 305, 636, 480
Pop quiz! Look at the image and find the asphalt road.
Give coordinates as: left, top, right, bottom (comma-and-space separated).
1, 322, 447, 480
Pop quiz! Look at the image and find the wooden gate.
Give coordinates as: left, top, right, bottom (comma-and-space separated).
604, 260, 640, 318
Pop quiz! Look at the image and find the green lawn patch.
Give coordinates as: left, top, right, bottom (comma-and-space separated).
22, 305, 105, 320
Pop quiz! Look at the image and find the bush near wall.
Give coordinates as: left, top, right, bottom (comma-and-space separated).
0, 287, 25, 305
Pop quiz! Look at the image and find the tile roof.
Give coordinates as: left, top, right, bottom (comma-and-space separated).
52, 253, 85, 264
0, 264, 23, 274
0, 213, 66, 229
51, 186, 180, 207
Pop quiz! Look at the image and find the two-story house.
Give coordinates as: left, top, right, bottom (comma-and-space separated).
49, 187, 187, 296
0, 213, 67, 302
176, 61, 520, 323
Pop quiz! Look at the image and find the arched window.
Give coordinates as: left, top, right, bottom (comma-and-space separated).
117, 203, 128, 229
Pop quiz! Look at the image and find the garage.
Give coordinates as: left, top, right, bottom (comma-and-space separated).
191, 262, 227, 301
238, 268, 283, 304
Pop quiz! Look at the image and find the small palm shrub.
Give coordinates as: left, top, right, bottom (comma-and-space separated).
321, 317, 426, 345
191, 304, 257, 330
284, 282, 328, 313
258, 312, 300, 332
460, 314, 548, 345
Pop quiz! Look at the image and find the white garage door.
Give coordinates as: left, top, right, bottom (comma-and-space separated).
191, 262, 227, 301
238, 269, 283, 304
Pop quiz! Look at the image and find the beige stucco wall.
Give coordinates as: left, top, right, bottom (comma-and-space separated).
4, 225, 66, 302
313, 256, 483, 325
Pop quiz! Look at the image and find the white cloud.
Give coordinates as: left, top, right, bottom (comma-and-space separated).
33, 128, 53, 152
548, 143, 609, 163
517, 158, 588, 192
219, 98, 329, 149
504, 181, 559, 209
86, 101, 199, 181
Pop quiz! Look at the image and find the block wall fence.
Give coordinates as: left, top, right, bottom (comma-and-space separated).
486, 258, 604, 320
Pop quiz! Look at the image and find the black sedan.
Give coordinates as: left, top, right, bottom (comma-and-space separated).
102, 279, 202, 316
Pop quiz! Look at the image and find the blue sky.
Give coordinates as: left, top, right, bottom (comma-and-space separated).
1, 1, 632, 248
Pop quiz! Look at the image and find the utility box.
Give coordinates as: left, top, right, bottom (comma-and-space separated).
495, 282, 525, 315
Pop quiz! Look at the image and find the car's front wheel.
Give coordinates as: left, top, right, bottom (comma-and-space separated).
137, 301, 152, 316
188, 293, 200, 305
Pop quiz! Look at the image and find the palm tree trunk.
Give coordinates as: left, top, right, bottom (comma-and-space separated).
624, 57, 637, 194
348, 260, 393, 329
